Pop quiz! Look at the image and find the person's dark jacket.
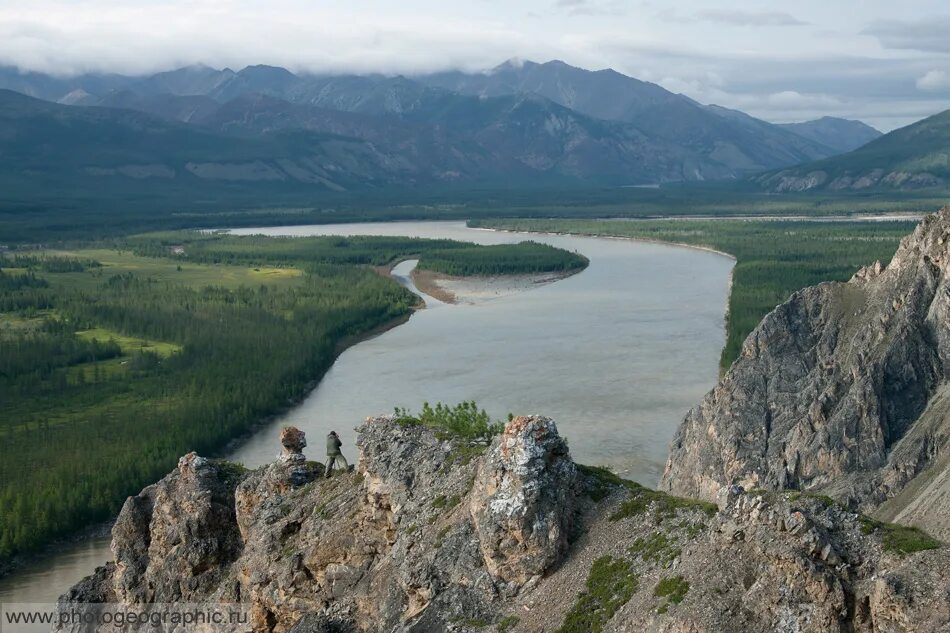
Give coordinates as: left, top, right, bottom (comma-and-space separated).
326, 433, 342, 456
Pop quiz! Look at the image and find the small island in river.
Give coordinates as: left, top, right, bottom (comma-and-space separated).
408, 239, 589, 304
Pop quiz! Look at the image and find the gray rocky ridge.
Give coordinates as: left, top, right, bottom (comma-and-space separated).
61, 416, 947, 631
661, 206, 950, 541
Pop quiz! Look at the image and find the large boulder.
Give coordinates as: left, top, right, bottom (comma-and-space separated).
469, 415, 578, 591
281, 426, 308, 457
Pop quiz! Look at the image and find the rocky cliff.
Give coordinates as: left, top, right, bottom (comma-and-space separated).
61, 415, 947, 632
661, 207, 950, 541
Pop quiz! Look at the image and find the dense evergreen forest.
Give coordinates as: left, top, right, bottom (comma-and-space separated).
3, 181, 945, 245
0, 235, 585, 564
124, 232, 588, 275
416, 242, 588, 276
470, 218, 915, 367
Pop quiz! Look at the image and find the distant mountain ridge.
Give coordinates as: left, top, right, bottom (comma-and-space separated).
0, 60, 884, 193
758, 109, 950, 191
776, 116, 881, 153
0, 89, 420, 194
420, 59, 879, 158
421, 59, 686, 123
0, 88, 738, 193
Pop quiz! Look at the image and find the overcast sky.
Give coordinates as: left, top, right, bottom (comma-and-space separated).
2, 0, 949, 130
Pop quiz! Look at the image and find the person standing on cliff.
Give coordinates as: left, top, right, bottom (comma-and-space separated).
325, 430, 348, 477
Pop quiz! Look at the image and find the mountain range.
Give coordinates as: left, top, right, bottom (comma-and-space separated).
758, 108, 950, 191
0, 60, 884, 195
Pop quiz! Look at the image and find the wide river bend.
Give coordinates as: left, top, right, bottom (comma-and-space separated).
0, 221, 733, 620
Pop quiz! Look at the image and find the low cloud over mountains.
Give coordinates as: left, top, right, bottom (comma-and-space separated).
0, 1, 947, 131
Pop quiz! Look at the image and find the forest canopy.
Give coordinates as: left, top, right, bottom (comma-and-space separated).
416, 241, 588, 276
123, 231, 588, 275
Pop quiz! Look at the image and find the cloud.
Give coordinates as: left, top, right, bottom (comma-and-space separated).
766, 90, 841, 110
863, 17, 950, 53
656, 74, 939, 131
0, 2, 535, 77
658, 71, 724, 95
613, 42, 946, 130
0, 0, 944, 132
554, 0, 626, 17
659, 9, 807, 27
917, 69, 950, 90
698, 10, 807, 26
589, 31, 950, 130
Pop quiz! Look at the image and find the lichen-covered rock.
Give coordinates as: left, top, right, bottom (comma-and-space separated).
235, 448, 321, 543
667, 490, 949, 633
470, 415, 578, 591
62, 417, 527, 632
661, 207, 950, 539
499, 482, 948, 633
109, 453, 244, 604
59, 418, 947, 633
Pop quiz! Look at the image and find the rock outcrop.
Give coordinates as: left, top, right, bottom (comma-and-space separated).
514, 483, 947, 633
109, 452, 245, 605
469, 415, 578, 591
61, 415, 947, 632
61, 416, 582, 632
661, 207, 950, 539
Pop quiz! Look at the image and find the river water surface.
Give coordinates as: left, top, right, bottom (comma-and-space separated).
0, 221, 733, 621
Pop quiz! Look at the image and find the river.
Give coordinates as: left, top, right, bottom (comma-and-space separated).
0, 221, 733, 621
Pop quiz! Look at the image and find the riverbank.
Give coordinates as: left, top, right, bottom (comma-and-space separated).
0, 305, 418, 583
469, 225, 738, 263
470, 218, 913, 368
0, 524, 111, 581
217, 309, 418, 458
411, 268, 581, 305
470, 224, 736, 374
605, 212, 926, 223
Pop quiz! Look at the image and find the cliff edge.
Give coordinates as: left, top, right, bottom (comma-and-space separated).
60, 417, 946, 632
661, 207, 950, 540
